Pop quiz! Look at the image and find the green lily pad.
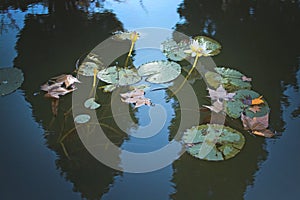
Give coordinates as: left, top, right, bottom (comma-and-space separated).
97, 66, 118, 84
183, 124, 245, 161
215, 67, 252, 92
138, 61, 181, 84
97, 66, 141, 86
225, 89, 270, 119
84, 98, 101, 110
78, 62, 101, 76
74, 114, 90, 124
160, 39, 190, 61
204, 71, 223, 89
118, 68, 142, 86
0, 67, 24, 96
194, 36, 222, 56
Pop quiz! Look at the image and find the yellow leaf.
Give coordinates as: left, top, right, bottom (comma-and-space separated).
251, 96, 264, 105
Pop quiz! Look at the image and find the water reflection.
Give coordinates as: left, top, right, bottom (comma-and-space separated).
2, 0, 300, 199
11, 1, 124, 199
172, 0, 300, 199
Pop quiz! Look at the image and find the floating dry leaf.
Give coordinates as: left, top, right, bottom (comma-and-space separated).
207, 85, 235, 101
203, 100, 224, 113
242, 76, 252, 82
251, 96, 264, 105
41, 74, 79, 99
241, 112, 269, 130
120, 89, 151, 108
249, 105, 261, 113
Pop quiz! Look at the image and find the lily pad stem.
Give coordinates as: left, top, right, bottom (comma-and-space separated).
172, 54, 200, 96
124, 41, 135, 68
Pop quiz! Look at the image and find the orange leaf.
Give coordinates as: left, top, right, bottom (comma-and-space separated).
251, 96, 264, 105
252, 129, 274, 138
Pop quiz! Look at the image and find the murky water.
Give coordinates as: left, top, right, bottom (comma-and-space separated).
1, 0, 300, 199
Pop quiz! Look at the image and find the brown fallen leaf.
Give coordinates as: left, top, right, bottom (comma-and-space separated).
252, 130, 274, 138
49, 74, 80, 88
120, 89, 144, 99
241, 112, 269, 130
249, 105, 261, 113
242, 76, 252, 82
203, 100, 224, 113
207, 85, 235, 101
241, 112, 274, 137
120, 89, 151, 108
41, 74, 79, 99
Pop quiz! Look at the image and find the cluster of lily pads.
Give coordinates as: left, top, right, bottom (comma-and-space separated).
39, 30, 274, 161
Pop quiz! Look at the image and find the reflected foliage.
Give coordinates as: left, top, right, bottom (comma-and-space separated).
7, 1, 125, 199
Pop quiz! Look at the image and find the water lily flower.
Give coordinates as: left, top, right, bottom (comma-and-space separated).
130, 31, 139, 42
184, 39, 213, 57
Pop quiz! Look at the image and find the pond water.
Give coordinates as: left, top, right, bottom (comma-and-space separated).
1, 0, 300, 199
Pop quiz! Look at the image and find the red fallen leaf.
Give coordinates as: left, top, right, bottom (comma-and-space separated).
242, 76, 252, 82
249, 105, 261, 113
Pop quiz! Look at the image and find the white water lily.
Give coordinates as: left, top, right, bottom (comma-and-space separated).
184, 39, 213, 57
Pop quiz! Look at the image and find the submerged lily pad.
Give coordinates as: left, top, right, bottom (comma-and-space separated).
214, 67, 252, 92
138, 61, 181, 84
0, 67, 24, 96
183, 124, 245, 161
97, 66, 141, 86
78, 62, 101, 76
225, 89, 270, 119
204, 71, 223, 89
84, 98, 101, 110
160, 39, 190, 61
74, 114, 90, 124
103, 84, 117, 92
194, 36, 222, 56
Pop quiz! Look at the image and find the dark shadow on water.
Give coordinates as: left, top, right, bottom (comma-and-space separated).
11, 1, 126, 199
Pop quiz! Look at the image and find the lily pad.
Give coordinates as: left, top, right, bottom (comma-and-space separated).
78, 62, 101, 76
0, 67, 24, 96
194, 36, 222, 56
74, 114, 90, 124
214, 67, 252, 92
84, 98, 101, 110
103, 84, 117, 92
118, 68, 142, 86
160, 39, 190, 61
183, 124, 245, 161
97, 66, 118, 84
97, 66, 141, 86
225, 89, 270, 119
204, 71, 223, 89
138, 61, 181, 84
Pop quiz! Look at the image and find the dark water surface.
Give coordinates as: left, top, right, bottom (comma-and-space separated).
1, 0, 300, 199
